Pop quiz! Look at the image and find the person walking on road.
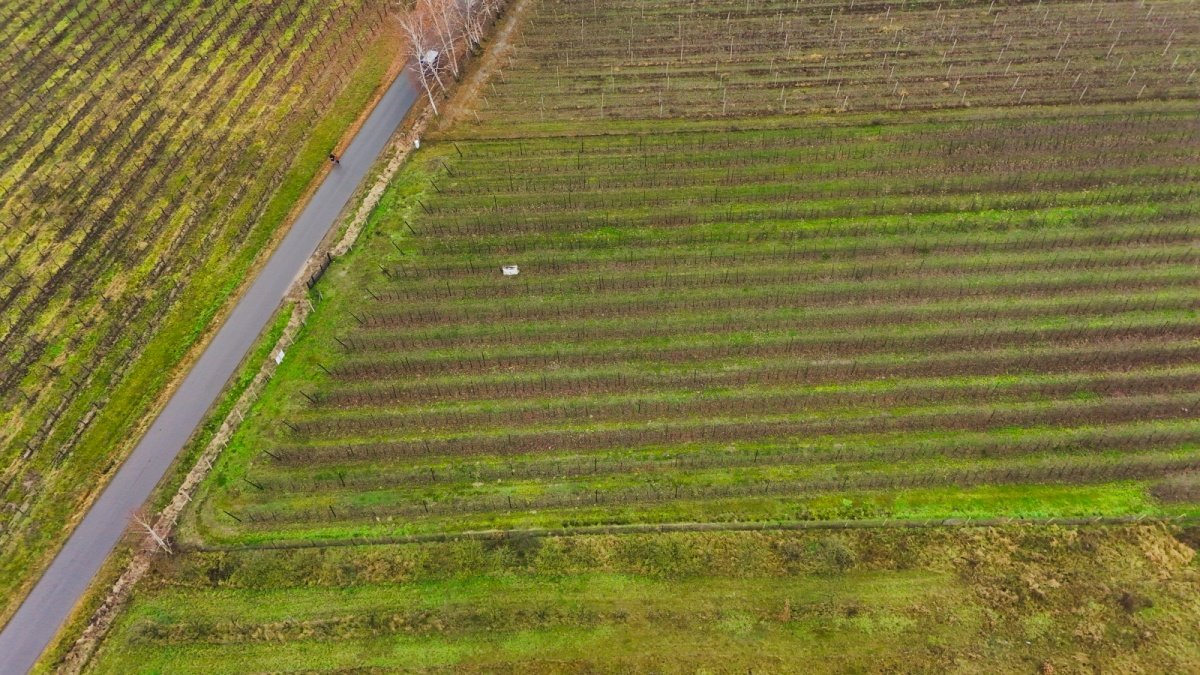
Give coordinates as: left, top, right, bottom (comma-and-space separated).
328, 152, 340, 165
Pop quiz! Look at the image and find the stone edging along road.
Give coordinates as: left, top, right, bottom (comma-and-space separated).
0, 69, 421, 675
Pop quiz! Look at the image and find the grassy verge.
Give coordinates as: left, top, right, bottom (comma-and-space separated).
91, 525, 1200, 673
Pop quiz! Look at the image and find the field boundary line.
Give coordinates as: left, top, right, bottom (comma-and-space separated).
184, 515, 1199, 553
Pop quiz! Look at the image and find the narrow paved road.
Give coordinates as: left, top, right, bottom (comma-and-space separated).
0, 70, 419, 674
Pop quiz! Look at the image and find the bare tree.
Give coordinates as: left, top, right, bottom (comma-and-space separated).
397, 10, 442, 115
430, 0, 463, 79
461, 0, 485, 52
131, 508, 172, 554
393, 0, 507, 114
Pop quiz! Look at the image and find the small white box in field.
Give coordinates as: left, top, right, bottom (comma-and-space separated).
501, 265, 520, 276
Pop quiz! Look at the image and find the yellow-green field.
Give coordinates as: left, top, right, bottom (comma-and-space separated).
0, 0, 400, 622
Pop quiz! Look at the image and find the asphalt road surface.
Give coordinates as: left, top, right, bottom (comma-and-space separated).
0, 70, 420, 674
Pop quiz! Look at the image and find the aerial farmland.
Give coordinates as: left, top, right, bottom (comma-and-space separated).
4, 0, 1200, 673
192, 0, 1200, 542
0, 0, 406, 631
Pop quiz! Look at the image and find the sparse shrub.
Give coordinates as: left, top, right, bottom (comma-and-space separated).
486, 531, 543, 563
811, 536, 858, 575
1118, 591, 1153, 614
772, 535, 858, 575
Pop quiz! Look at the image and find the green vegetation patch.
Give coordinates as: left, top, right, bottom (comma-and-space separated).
92, 526, 1200, 673
81, 0, 1200, 670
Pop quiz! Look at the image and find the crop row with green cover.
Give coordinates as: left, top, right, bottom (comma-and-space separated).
190, 112, 1200, 543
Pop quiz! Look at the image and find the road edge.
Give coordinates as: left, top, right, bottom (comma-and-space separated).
50, 98, 438, 675
50, 1, 529, 668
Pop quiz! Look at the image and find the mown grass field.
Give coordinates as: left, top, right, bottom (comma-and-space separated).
90, 0, 1200, 670
0, 0, 403, 621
